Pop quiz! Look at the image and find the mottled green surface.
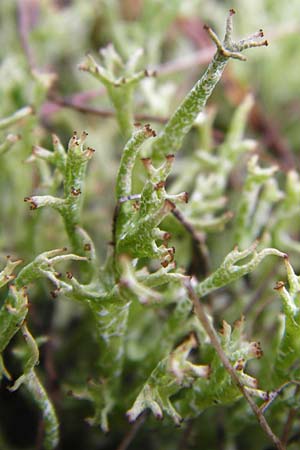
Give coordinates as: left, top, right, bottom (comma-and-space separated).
1, 2, 300, 450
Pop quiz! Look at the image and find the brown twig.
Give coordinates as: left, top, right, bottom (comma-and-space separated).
243, 263, 278, 316
155, 48, 214, 78
115, 412, 147, 450
46, 45, 215, 122
171, 208, 211, 277
222, 69, 295, 172
47, 95, 169, 124
261, 381, 300, 415
177, 419, 195, 450
17, 0, 39, 70
185, 280, 286, 450
281, 408, 297, 446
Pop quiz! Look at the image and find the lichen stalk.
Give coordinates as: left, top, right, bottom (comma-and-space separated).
151, 10, 267, 160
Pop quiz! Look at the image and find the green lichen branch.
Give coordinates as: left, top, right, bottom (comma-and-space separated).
9, 324, 59, 450
233, 155, 279, 249
177, 315, 269, 416
79, 45, 156, 138
0, 285, 28, 379
0, 106, 34, 130
115, 146, 188, 263
196, 241, 286, 297
274, 256, 300, 381
127, 333, 210, 425
116, 124, 157, 199
24, 132, 96, 267
15, 247, 87, 294
185, 280, 285, 450
151, 9, 268, 159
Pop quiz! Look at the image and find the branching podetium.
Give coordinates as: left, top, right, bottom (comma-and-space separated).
4, 7, 297, 450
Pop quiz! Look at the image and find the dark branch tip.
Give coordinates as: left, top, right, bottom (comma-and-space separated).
24, 196, 37, 210
274, 281, 285, 291
144, 123, 156, 137
155, 181, 166, 190
166, 154, 175, 161
183, 192, 189, 203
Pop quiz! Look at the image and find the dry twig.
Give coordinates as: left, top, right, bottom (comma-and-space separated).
185, 280, 286, 450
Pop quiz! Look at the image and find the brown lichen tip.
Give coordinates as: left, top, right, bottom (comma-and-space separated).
24, 196, 37, 210
161, 260, 169, 268
252, 341, 263, 358
234, 358, 245, 371
155, 181, 166, 190
134, 121, 142, 128
229, 8, 236, 16
163, 232, 172, 241
144, 68, 157, 77
182, 192, 189, 203
141, 156, 152, 166
132, 201, 140, 211
144, 123, 156, 137
84, 243, 92, 251
166, 154, 175, 162
203, 24, 210, 31
50, 289, 60, 299
274, 281, 285, 291
66, 271, 73, 279
71, 187, 82, 196
85, 147, 96, 158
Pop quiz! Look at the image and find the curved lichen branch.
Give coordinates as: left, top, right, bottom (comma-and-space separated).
185, 281, 285, 450
205, 9, 268, 62
0, 106, 34, 130
126, 333, 210, 425
79, 46, 155, 137
115, 150, 188, 264
0, 256, 23, 288
25, 131, 96, 264
0, 285, 28, 379
15, 248, 87, 292
116, 124, 157, 199
151, 9, 268, 159
273, 256, 300, 380
196, 241, 286, 297
9, 324, 59, 450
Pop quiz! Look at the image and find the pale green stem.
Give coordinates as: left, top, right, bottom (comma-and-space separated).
0, 106, 33, 130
